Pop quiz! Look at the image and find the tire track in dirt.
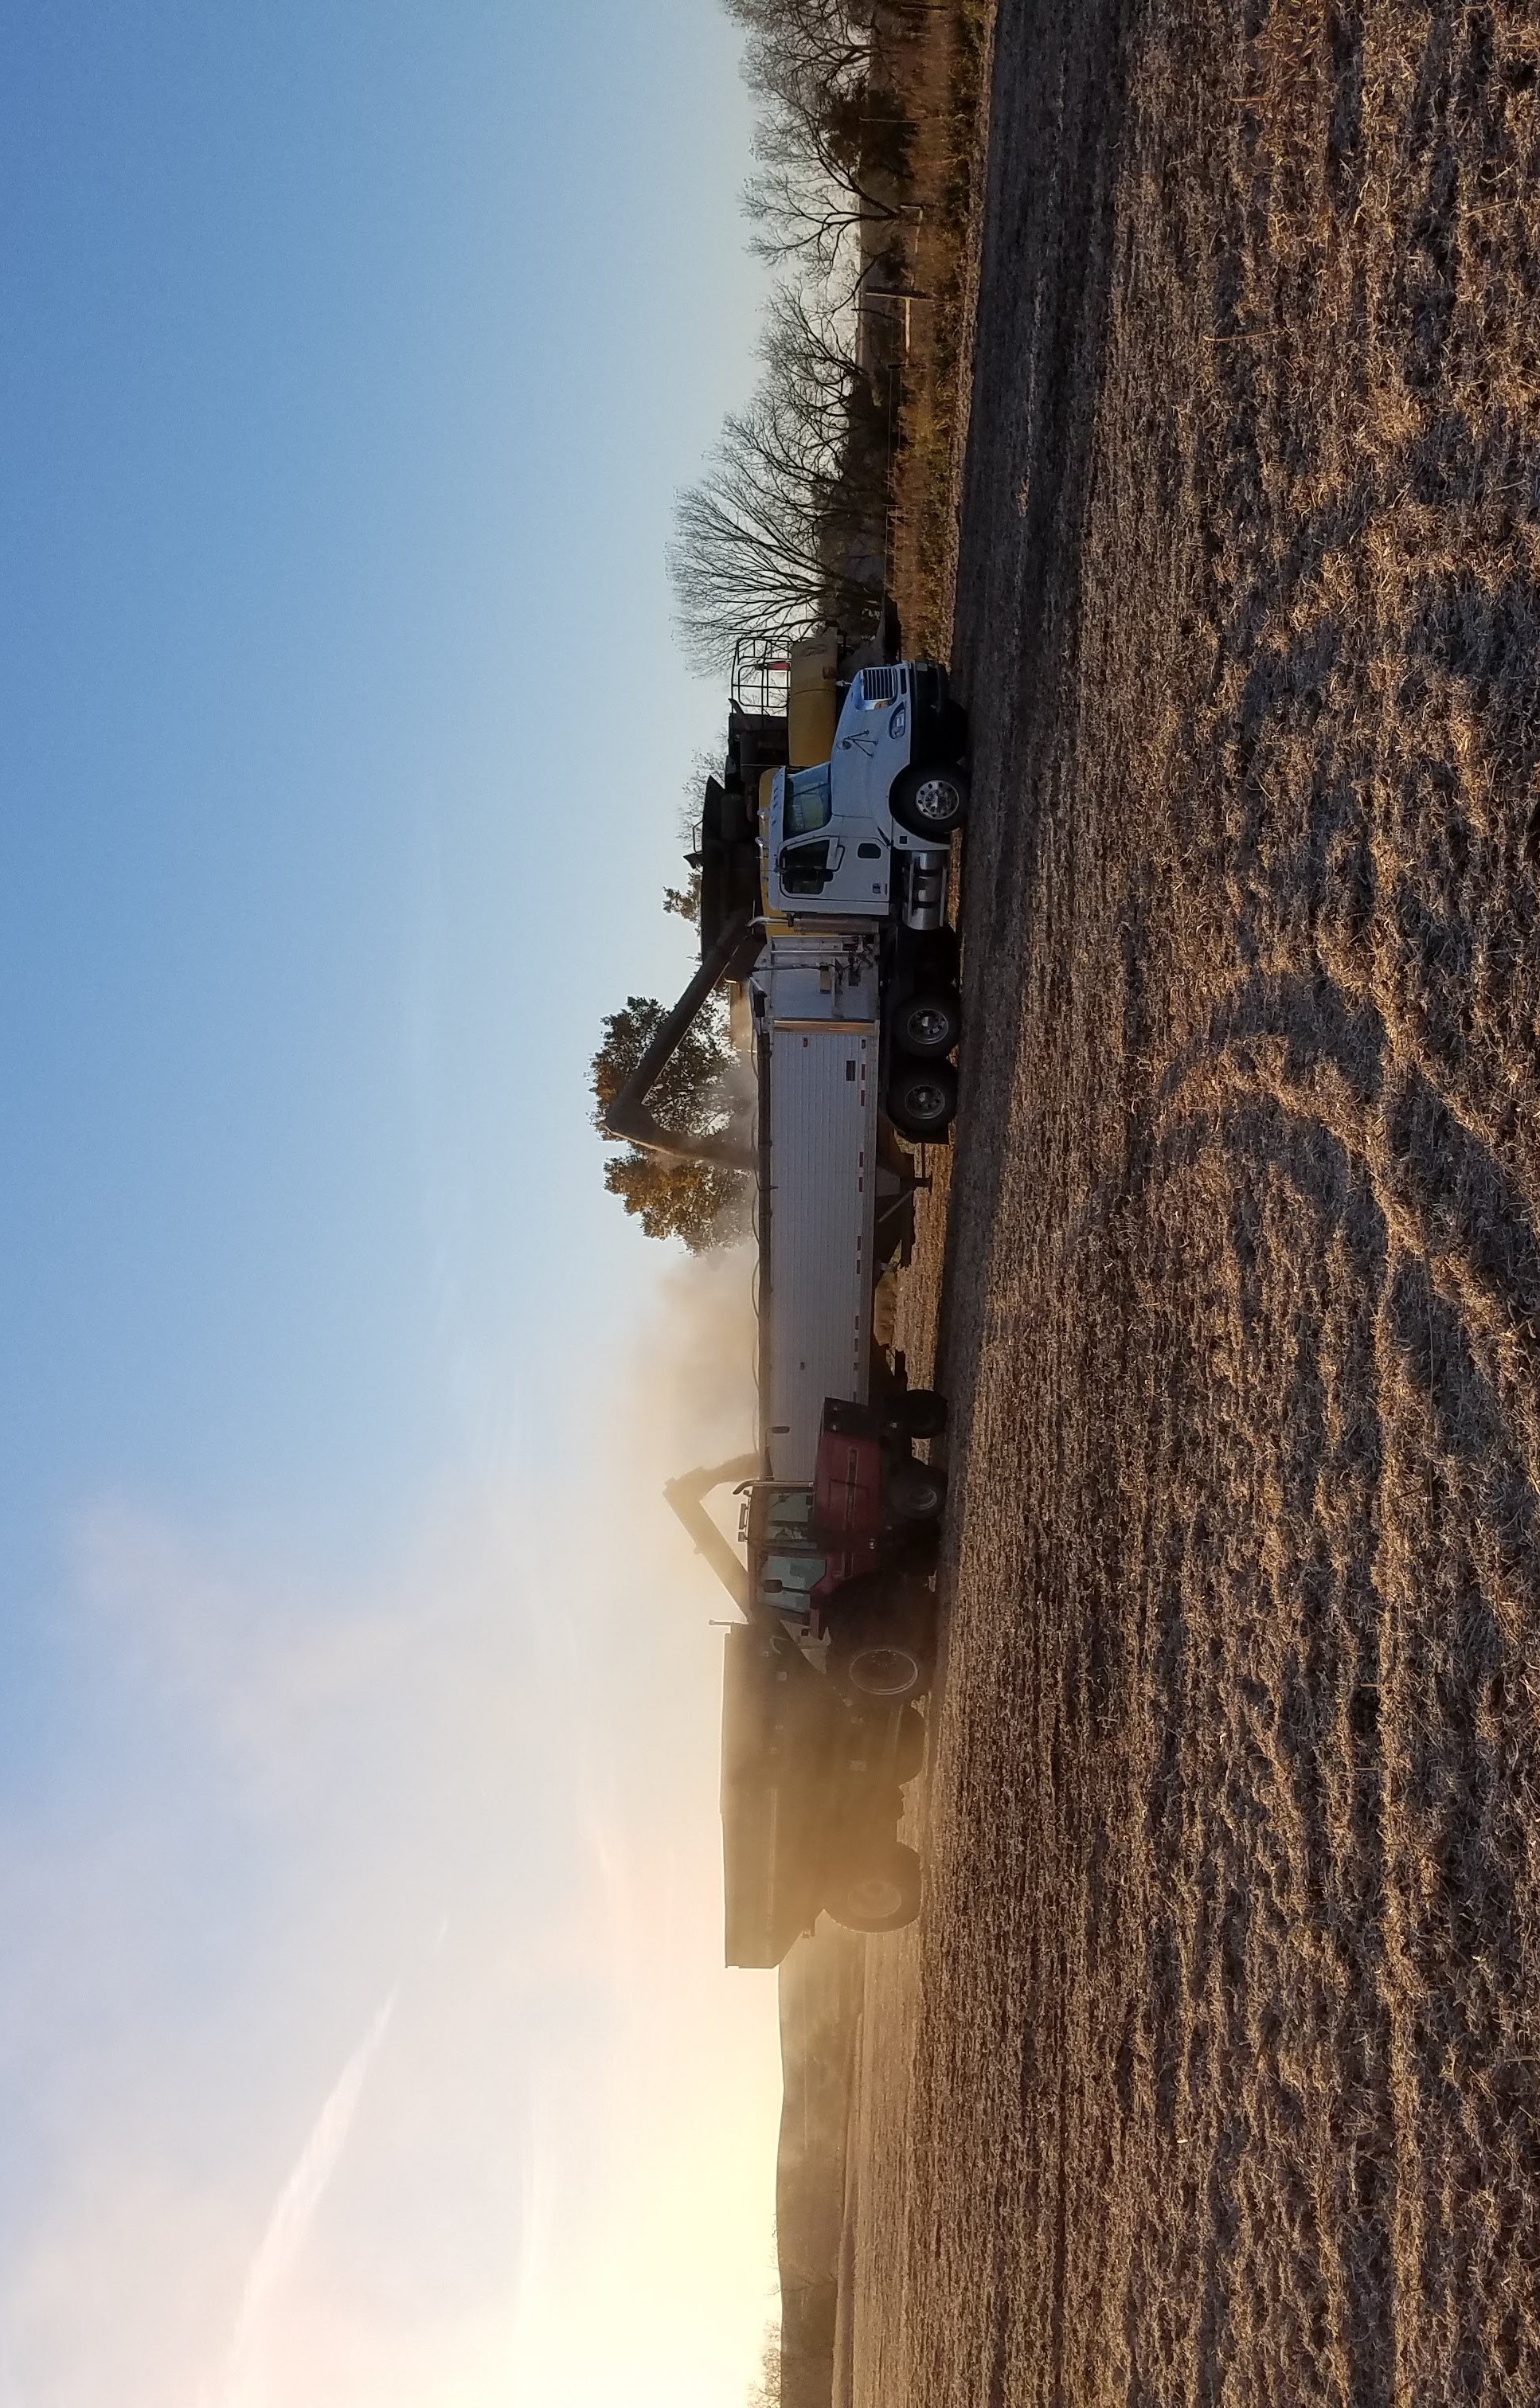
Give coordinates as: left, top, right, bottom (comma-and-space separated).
850, 0, 1540, 2399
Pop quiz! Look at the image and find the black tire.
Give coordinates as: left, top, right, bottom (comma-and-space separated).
891, 760, 969, 838
891, 989, 961, 1059
886, 1456, 948, 1526
882, 1386, 948, 1440
821, 1569, 895, 1626
885, 1057, 957, 1142
840, 1629, 930, 1704
823, 1839, 922, 1933
892, 1520, 941, 1574
824, 1573, 935, 1704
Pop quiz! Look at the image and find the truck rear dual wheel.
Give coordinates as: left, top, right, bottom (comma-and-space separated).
885, 1057, 957, 1141
891, 989, 962, 1059
886, 1457, 948, 1525
882, 1386, 948, 1440
824, 1839, 922, 1933
891, 760, 969, 838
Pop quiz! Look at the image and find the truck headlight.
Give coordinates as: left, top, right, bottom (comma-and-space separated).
889, 702, 908, 740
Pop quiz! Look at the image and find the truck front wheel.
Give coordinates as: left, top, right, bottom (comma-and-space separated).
892, 761, 969, 838
823, 1840, 922, 1933
885, 1059, 956, 1141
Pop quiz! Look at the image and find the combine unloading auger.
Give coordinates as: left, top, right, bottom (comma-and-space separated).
600, 908, 760, 1171
663, 1456, 759, 1614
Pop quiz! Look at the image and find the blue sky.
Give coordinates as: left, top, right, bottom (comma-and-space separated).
0, 6, 783, 2402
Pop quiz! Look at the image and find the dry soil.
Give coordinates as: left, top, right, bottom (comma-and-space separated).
850, 0, 1540, 2399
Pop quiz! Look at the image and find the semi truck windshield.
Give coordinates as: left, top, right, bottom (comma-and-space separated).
784, 765, 832, 834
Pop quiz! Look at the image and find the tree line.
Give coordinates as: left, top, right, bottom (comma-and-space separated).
593, 0, 930, 1253
670, 0, 931, 673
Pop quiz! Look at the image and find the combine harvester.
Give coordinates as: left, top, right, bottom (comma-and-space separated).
605, 633, 970, 1965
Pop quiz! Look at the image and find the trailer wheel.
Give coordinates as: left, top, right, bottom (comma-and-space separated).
887, 1458, 948, 1526
885, 1058, 956, 1141
892, 760, 968, 837
883, 1387, 948, 1440
823, 1840, 921, 1933
891, 990, 961, 1058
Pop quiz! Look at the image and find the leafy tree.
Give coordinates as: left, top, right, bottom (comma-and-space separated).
599, 1143, 743, 1250
663, 872, 701, 924
590, 993, 748, 1252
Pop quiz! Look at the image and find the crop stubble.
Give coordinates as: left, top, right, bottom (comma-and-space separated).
852, 0, 1540, 2401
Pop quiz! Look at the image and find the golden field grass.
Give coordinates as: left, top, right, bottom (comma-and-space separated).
850, 0, 1540, 2399
881, 0, 995, 663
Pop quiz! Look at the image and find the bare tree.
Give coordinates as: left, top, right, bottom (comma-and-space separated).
724, 0, 923, 293
746, 96, 907, 295
669, 388, 884, 674
663, 745, 724, 923
725, 1, 940, 92
758, 278, 867, 440
725, 0, 876, 83
744, 2321, 782, 2408
666, 4, 927, 671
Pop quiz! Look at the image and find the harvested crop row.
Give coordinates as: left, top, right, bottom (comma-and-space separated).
853, 0, 1540, 2399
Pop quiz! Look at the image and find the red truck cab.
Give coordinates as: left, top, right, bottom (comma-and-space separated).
745, 1400, 893, 1637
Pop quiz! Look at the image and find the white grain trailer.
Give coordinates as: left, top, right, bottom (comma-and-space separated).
753, 932, 882, 1483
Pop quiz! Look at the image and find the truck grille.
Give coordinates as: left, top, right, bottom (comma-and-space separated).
858, 665, 903, 705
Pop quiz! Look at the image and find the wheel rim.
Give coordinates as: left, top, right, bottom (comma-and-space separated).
907, 1005, 952, 1048
905, 1479, 942, 1517
902, 1078, 949, 1123
843, 1873, 905, 1921
850, 1644, 920, 1698
910, 774, 959, 824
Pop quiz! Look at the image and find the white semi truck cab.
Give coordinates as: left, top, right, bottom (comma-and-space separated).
764, 661, 967, 932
